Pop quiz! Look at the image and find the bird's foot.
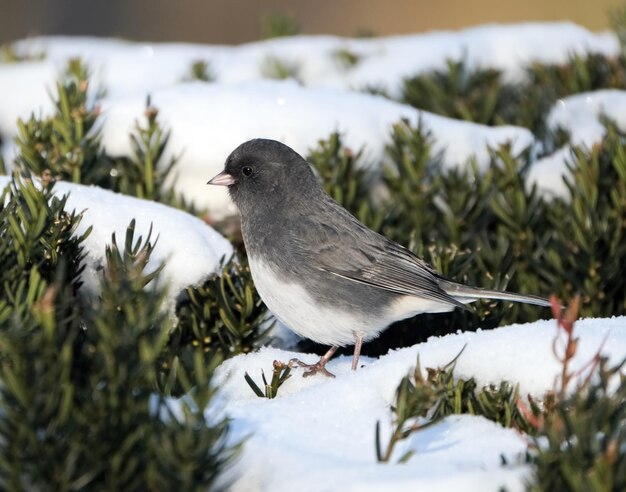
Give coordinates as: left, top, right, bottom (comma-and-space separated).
288, 358, 336, 378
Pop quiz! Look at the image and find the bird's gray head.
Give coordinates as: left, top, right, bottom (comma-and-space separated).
208, 139, 320, 215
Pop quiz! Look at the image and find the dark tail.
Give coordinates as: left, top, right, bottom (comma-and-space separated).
438, 279, 551, 308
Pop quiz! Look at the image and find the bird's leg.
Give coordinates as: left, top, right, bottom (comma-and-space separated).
289, 346, 338, 378
352, 333, 363, 371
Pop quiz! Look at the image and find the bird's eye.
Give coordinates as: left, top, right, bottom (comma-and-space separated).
242, 166, 253, 177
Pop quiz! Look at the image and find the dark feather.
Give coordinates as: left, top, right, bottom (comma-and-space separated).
295, 195, 471, 312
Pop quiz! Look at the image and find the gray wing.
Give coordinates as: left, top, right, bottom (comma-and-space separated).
290, 197, 469, 311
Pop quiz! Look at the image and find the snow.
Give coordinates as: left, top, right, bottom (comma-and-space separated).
96, 81, 533, 218
547, 90, 626, 146
0, 61, 57, 136
1, 23, 621, 212
0, 176, 233, 308
211, 316, 626, 491
529, 89, 626, 197
2, 22, 626, 490
527, 147, 573, 198
8, 22, 618, 98
1, 78, 534, 218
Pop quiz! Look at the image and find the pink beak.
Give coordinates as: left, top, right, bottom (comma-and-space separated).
207, 171, 235, 186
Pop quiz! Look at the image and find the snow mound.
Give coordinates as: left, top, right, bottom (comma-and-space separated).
1, 22, 616, 143
0, 61, 57, 136
529, 89, 626, 198
97, 81, 533, 218
9, 22, 618, 97
0, 176, 233, 306
212, 316, 626, 491
548, 89, 626, 146
1, 24, 619, 212
318, 22, 618, 96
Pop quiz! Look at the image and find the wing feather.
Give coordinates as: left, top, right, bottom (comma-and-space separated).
291, 197, 469, 311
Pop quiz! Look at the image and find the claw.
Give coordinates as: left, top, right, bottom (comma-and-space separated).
289, 358, 336, 378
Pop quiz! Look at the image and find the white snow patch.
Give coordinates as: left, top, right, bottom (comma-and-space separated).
0, 61, 57, 136
207, 316, 626, 491
548, 89, 626, 146
529, 89, 626, 198
527, 147, 572, 199
97, 81, 533, 218
7, 22, 618, 99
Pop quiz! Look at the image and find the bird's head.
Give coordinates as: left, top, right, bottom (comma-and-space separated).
208, 138, 320, 215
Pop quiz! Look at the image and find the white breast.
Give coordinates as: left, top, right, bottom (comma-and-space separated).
248, 257, 386, 347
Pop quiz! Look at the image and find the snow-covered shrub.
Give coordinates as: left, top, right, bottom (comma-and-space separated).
260, 55, 301, 82
14, 59, 107, 185
376, 297, 626, 488
521, 298, 626, 490
0, 182, 236, 489
401, 52, 626, 139
542, 122, 626, 316
13, 59, 190, 212
0, 42, 45, 62
527, 356, 626, 491
402, 59, 508, 127
182, 59, 215, 82
376, 350, 531, 463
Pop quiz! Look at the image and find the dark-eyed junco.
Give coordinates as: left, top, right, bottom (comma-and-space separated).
209, 139, 550, 377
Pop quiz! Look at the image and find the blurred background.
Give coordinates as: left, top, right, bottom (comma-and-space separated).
0, 0, 623, 44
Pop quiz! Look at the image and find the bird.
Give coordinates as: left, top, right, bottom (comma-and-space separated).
208, 138, 550, 378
